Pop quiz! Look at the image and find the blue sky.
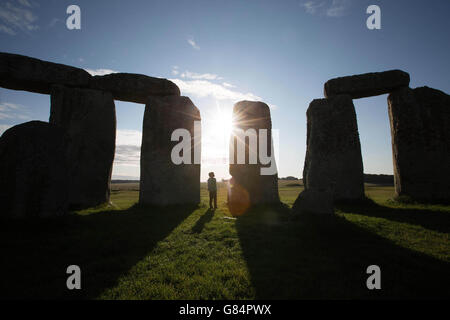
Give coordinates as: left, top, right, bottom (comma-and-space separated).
1, 0, 449, 181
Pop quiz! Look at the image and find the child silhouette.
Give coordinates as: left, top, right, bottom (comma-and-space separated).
207, 172, 217, 209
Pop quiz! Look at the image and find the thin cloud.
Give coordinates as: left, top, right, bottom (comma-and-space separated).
326, 0, 350, 17
17, 0, 33, 8
115, 129, 142, 146
114, 129, 142, 167
0, 24, 15, 35
301, 1, 325, 15
222, 82, 235, 88
187, 37, 200, 50
300, 0, 351, 17
0, 102, 31, 120
84, 68, 118, 76
171, 66, 179, 75
170, 79, 262, 102
47, 17, 61, 28
114, 145, 141, 167
170, 67, 278, 109
0, 124, 12, 136
181, 70, 222, 80
0, 0, 39, 35
0, 102, 21, 110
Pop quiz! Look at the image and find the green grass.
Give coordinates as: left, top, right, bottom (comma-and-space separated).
1, 181, 449, 299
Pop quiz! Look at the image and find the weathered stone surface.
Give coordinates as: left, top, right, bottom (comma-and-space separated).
0, 52, 91, 95
227, 177, 251, 216
89, 73, 180, 104
228, 100, 279, 209
301, 95, 364, 202
0, 52, 180, 104
388, 86, 450, 202
140, 95, 201, 206
50, 85, 116, 208
324, 70, 410, 99
0, 121, 69, 218
292, 189, 334, 215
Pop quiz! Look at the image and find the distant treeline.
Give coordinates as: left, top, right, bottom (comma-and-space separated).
279, 176, 299, 181
112, 174, 393, 185
363, 174, 394, 184
278, 174, 393, 185
111, 180, 139, 184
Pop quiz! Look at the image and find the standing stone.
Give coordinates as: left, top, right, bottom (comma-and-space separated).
388, 86, 450, 202
0, 121, 69, 218
227, 177, 251, 216
300, 95, 364, 205
324, 70, 410, 99
140, 96, 201, 206
50, 85, 116, 209
228, 100, 279, 211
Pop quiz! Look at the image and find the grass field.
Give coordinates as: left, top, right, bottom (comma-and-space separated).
1, 181, 449, 299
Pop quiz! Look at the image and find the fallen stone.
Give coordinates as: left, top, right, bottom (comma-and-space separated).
0, 121, 69, 218
301, 95, 365, 201
50, 85, 116, 209
388, 86, 450, 202
89, 73, 180, 104
139, 95, 201, 206
324, 70, 410, 99
229, 100, 280, 208
0, 52, 91, 95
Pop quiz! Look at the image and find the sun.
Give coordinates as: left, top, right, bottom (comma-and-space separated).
210, 104, 234, 138
201, 101, 235, 172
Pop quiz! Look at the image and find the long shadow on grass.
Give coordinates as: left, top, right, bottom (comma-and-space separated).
335, 199, 450, 234
191, 208, 215, 233
0, 203, 196, 299
236, 204, 450, 299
